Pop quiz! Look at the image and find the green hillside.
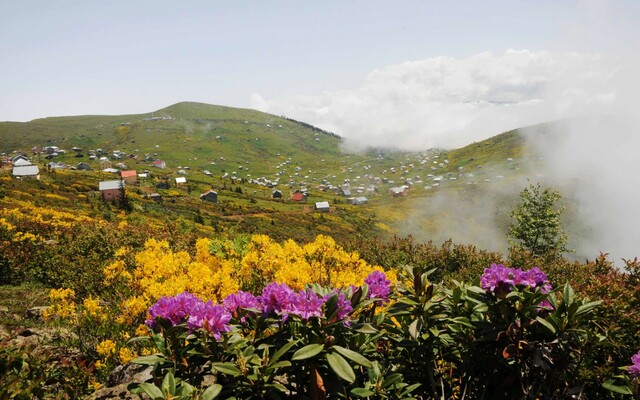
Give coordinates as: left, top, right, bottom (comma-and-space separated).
0, 101, 537, 246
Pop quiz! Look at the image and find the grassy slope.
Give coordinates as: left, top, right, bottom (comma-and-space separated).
0, 101, 541, 245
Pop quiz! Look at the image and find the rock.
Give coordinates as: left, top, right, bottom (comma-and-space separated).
88, 363, 153, 400
26, 306, 50, 321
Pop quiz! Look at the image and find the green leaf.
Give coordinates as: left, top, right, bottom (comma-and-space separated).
127, 335, 152, 344
563, 282, 574, 306
151, 332, 167, 354
138, 382, 164, 400
383, 373, 403, 388
332, 346, 373, 368
602, 380, 633, 394
266, 361, 291, 371
131, 354, 168, 365
269, 340, 299, 366
574, 300, 602, 318
291, 343, 324, 361
212, 362, 241, 376
161, 371, 175, 395
351, 387, 376, 397
202, 384, 223, 400
408, 318, 423, 340
536, 316, 557, 334
355, 323, 378, 334
326, 352, 355, 383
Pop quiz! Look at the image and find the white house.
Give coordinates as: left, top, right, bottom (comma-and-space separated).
12, 165, 40, 178
314, 201, 330, 212
175, 177, 187, 185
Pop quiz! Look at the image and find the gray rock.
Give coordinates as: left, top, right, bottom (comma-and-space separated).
26, 306, 50, 321
88, 363, 153, 400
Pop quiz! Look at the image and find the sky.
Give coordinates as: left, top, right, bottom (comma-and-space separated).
1, 1, 637, 141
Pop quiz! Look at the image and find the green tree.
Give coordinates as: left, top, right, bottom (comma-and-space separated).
117, 180, 133, 213
508, 183, 569, 257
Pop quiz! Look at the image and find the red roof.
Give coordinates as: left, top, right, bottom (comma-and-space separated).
120, 170, 137, 178
291, 192, 305, 201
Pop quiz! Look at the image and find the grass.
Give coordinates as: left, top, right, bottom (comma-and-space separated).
0, 284, 50, 330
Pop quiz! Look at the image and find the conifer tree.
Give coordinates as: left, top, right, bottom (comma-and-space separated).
508, 183, 569, 257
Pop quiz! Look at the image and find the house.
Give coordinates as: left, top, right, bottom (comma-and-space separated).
341, 187, 352, 197
12, 165, 40, 178
175, 176, 187, 185
200, 190, 218, 203
119, 170, 137, 183
272, 189, 283, 199
291, 192, 306, 202
353, 196, 368, 205
390, 186, 408, 197
48, 162, 66, 170
100, 160, 112, 169
99, 180, 123, 202
153, 160, 166, 169
314, 201, 330, 212
148, 193, 162, 202
102, 168, 119, 173
115, 163, 128, 170
13, 158, 32, 167
11, 154, 30, 164
76, 162, 91, 170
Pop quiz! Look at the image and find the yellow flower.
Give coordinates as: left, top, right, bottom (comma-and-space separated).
135, 324, 149, 336
96, 340, 116, 357
82, 295, 102, 318
118, 347, 137, 364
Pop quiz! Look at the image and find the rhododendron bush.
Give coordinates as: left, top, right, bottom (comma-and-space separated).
41, 234, 640, 399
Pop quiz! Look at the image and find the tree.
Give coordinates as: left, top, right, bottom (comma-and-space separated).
117, 180, 133, 213
508, 183, 569, 257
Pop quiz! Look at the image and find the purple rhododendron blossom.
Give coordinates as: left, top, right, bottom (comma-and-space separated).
223, 290, 259, 314
481, 264, 553, 295
223, 290, 259, 324
365, 270, 391, 301
187, 301, 232, 340
289, 289, 325, 320
629, 351, 640, 378
145, 292, 201, 329
324, 290, 354, 325
258, 282, 296, 317
480, 264, 514, 293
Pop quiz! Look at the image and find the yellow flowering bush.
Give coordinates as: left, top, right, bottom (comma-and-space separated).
44, 288, 77, 320
238, 234, 395, 291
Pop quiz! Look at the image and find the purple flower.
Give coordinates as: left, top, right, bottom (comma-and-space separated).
481, 264, 553, 297
365, 271, 391, 301
223, 291, 259, 313
187, 301, 232, 340
512, 268, 536, 288
629, 351, 640, 378
480, 264, 514, 294
258, 282, 296, 318
324, 290, 353, 325
223, 290, 259, 323
145, 292, 201, 329
288, 290, 326, 320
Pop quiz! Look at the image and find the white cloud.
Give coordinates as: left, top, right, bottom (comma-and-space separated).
251, 50, 621, 151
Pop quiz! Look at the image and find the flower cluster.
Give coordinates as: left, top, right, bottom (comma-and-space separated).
480, 264, 552, 295
629, 350, 640, 378
145, 292, 201, 329
145, 271, 391, 336
365, 270, 392, 302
